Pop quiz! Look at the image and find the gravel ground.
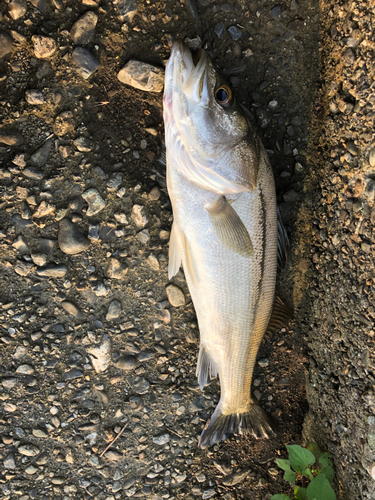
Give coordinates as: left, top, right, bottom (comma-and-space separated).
4, 0, 367, 499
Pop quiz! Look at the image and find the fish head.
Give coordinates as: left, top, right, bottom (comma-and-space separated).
164, 41, 260, 194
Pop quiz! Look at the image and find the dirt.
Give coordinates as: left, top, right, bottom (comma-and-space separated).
2, 0, 370, 499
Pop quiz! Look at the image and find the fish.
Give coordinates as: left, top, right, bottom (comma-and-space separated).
163, 40, 289, 447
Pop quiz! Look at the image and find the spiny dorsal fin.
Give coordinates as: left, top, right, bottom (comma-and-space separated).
277, 206, 289, 270
265, 296, 293, 337
205, 196, 253, 257
196, 344, 217, 390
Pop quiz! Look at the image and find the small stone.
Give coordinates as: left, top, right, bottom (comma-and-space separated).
31, 253, 47, 266
31, 138, 53, 167
129, 376, 150, 394
153, 433, 170, 445
15, 261, 33, 276
369, 149, 375, 168
0, 130, 23, 146
166, 284, 185, 307
19, 444, 40, 456
9, 0, 27, 20
343, 48, 355, 67
32, 35, 57, 58
61, 301, 83, 319
114, 213, 128, 224
53, 111, 75, 136
115, 0, 138, 21
228, 26, 242, 40
159, 230, 170, 240
222, 469, 250, 486
105, 450, 123, 461
270, 5, 282, 20
137, 229, 150, 244
214, 22, 225, 38
32, 428, 48, 438
258, 358, 269, 367
33, 201, 55, 218
107, 172, 123, 191
25, 89, 44, 105
58, 218, 90, 255
59, 145, 71, 158
147, 254, 159, 271
70, 11, 98, 45
202, 490, 216, 499
118, 61, 164, 93
283, 189, 299, 203
0, 29, 13, 59
64, 368, 83, 380
13, 154, 26, 167
148, 186, 160, 201
2, 377, 17, 389
131, 205, 148, 228
73, 136, 93, 152
82, 188, 106, 216
87, 339, 111, 373
346, 140, 358, 156
3, 453, 16, 469
22, 166, 43, 179
37, 264, 67, 278
361, 242, 371, 253
12, 235, 29, 253
72, 47, 100, 79
116, 355, 136, 370
107, 258, 127, 279
184, 35, 202, 51
106, 300, 122, 321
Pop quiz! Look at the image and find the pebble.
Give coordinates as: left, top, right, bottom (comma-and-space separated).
0, 130, 23, 146
228, 26, 242, 41
159, 230, 170, 240
270, 5, 282, 20
58, 218, 90, 255
22, 166, 43, 179
222, 469, 250, 486
87, 339, 111, 372
107, 257, 127, 279
147, 254, 159, 271
116, 355, 137, 370
31, 138, 52, 166
369, 149, 375, 168
166, 284, 185, 307
153, 433, 170, 445
9, 0, 27, 20
15, 261, 33, 276
2, 377, 18, 389
131, 205, 148, 228
82, 188, 106, 216
12, 235, 29, 253
128, 376, 150, 394
116, 0, 138, 21
118, 61, 164, 93
258, 358, 269, 367
107, 172, 123, 191
37, 264, 67, 277
148, 186, 161, 200
137, 229, 150, 244
25, 89, 44, 104
105, 450, 123, 462
31, 253, 47, 266
32, 35, 57, 58
72, 47, 100, 79
70, 11, 98, 45
33, 201, 55, 218
202, 490, 216, 499
0, 29, 13, 59
18, 444, 40, 456
214, 21, 225, 38
346, 140, 357, 156
3, 453, 16, 469
106, 300, 122, 320
61, 301, 83, 319
64, 368, 83, 380
53, 111, 75, 136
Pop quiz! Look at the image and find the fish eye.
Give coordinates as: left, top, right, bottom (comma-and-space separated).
215, 84, 233, 108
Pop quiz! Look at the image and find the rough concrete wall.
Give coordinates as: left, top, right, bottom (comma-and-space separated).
296, 0, 375, 498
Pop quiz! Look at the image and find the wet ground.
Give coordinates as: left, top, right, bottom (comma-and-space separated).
2, 0, 372, 499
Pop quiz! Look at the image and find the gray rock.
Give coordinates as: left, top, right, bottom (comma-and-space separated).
58, 218, 90, 255
107, 258, 127, 279
131, 204, 148, 228
61, 301, 83, 319
107, 172, 123, 191
70, 11, 98, 45
32, 35, 57, 58
136, 229, 150, 244
31, 253, 47, 266
128, 376, 150, 394
12, 214, 34, 228
115, 0, 137, 21
2, 377, 18, 389
166, 284, 185, 307
270, 5, 282, 20
73, 136, 92, 152
72, 47, 100, 80
16, 364, 34, 375
106, 300, 122, 320
222, 469, 250, 486
283, 189, 299, 203
214, 22, 225, 38
15, 261, 33, 276
82, 188, 105, 216
153, 433, 170, 445
37, 264, 67, 277
138, 350, 153, 361
147, 254, 159, 271
25, 89, 44, 104
258, 358, 269, 367
12, 235, 29, 253
346, 140, 358, 155
118, 61, 164, 93
202, 490, 216, 499
228, 26, 242, 40
105, 450, 123, 461
31, 138, 52, 167
116, 355, 137, 370
3, 453, 16, 469
64, 368, 83, 380
22, 166, 43, 179
53, 111, 75, 136
0, 29, 13, 59
220, 3, 231, 12
0, 130, 23, 146
123, 477, 136, 489
9, 0, 27, 20
18, 444, 40, 457
343, 48, 355, 67
30, 0, 46, 12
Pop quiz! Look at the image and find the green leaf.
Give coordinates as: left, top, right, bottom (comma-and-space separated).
294, 486, 308, 500
306, 474, 337, 500
306, 443, 322, 462
319, 453, 334, 483
276, 458, 297, 485
270, 495, 292, 500
287, 445, 316, 473
302, 467, 314, 481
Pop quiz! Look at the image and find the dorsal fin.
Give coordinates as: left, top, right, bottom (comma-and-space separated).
265, 296, 293, 337
277, 206, 289, 270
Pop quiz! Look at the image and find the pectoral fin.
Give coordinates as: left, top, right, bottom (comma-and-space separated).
205, 196, 253, 257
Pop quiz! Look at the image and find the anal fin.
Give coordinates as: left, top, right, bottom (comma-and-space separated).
196, 344, 217, 390
265, 296, 293, 337
168, 222, 183, 279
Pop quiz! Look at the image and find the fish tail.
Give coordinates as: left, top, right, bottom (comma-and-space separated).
199, 403, 275, 448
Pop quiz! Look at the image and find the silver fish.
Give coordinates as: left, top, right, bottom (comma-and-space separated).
163, 41, 288, 447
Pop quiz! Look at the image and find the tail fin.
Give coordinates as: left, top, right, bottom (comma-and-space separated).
199, 403, 275, 448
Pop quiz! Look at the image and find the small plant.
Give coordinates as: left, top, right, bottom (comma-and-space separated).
271, 443, 336, 500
